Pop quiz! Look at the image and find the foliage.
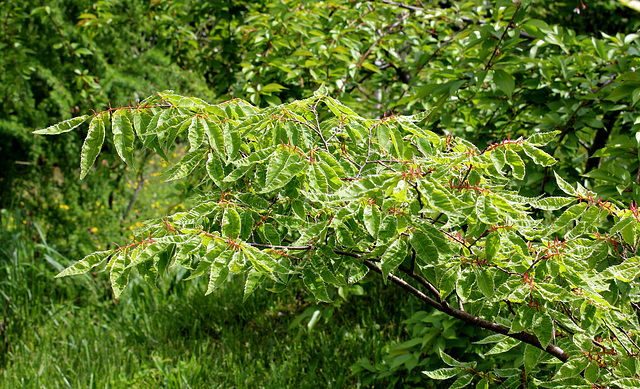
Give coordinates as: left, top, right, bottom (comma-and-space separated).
40, 87, 640, 387
0, 208, 418, 388
113, 0, 640, 208
352, 309, 487, 386
10, 0, 640, 386
0, 0, 213, 254
6, 0, 640, 244
619, 0, 640, 13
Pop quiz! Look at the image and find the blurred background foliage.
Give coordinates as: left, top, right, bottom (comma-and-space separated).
1, 0, 639, 386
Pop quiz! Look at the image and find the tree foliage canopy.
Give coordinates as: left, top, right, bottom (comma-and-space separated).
41, 85, 640, 387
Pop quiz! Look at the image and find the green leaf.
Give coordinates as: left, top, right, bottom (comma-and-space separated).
158, 92, 211, 109
456, 269, 475, 302
621, 217, 637, 246
494, 69, 515, 99
511, 309, 536, 334
554, 171, 575, 196
162, 148, 207, 181
613, 378, 640, 388
144, 109, 172, 136
317, 161, 342, 191
473, 334, 507, 344
477, 196, 500, 224
55, 250, 114, 278
489, 148, 506, 172
414, 221, 453, 257
348, 262, 369, 284
551, 203, 588, 232
224, 130, 241, 160
110, 252, 131, 299
260, 149, 307, 193
553, 357, 588, 380
411, 232, 439, 266
206, 153, 226, 189
127, 242, 170, 269
185, 256, 216, 282
294, 220, 329, 247
529, 196, 574, 211
363, 204, 381, 238
439, 265, 459, 298
439, 349, 476, 368
535, 282, 564, 301
34, 115, 88, 135
309, 163, 329, 193
475, 267, 494, 298
505, 149, 525, 180
112, 110, 136, 169
179, 202, 219, 225
476, 378, 489, 389
187, 117, 205, 151
80, 114, 105, 179
206, 251, 232, 296
419, 181, 460, 215
204, 119, 225, 156
243, 245, 289, 277
522, 144, 556, 166
222, 208, 241, 238
423, 367, 463, 380
485, 232, 500, 261
449, 374, 474, 389
145, 114, 188, 135
484, 337, 520, 356
314, 84, 329, 96
303, 267, 331, 302
526, 131, 560, 146
597, 256, 640, 282
584, 362, 599, 383
533, 313, 554, 349
381, 239, 407, 281
261, 83, 288, 93
243, 268, 265, 301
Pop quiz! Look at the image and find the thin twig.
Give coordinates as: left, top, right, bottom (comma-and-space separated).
398, 264, 441, 301
557, 78, 616, 143
617, 326, 640, 353
312, 99, 331, 151
124, 174, 147, 220
484, 4, 521, 70
603, 321, 632, 356
338, 12, 412, 95
357, 123, 375, 177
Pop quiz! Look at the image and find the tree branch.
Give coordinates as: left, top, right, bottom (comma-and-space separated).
484, 4, 520, 71
557, 78, 616, 144
338, 11, 411, 95
398, 264, 441, 301
363, 259, 569, 362
123, 174, 147, 220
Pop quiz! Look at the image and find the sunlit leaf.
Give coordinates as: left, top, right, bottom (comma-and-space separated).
33, 115, 88, 135
80, 114, 105, 179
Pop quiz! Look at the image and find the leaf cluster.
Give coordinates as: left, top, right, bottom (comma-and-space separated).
43, 88, 640, 387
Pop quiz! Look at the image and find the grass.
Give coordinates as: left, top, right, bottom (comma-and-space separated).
0, 208, 421, 388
